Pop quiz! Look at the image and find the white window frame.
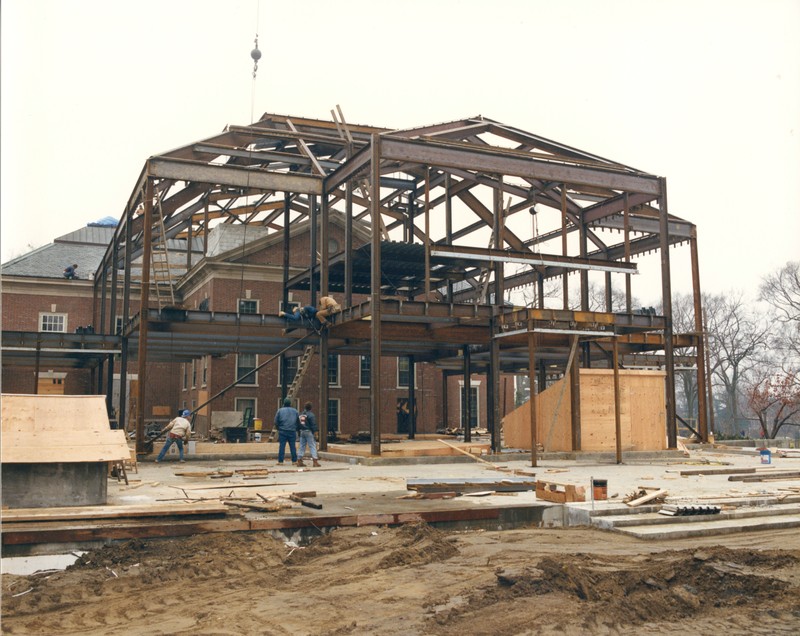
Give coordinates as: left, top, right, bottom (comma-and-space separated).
39, 312, 67, 333
328, 354, 340, 387
396, 356, 417, 389
191, 359, 197, 389
327, 397, 341, 432
278, 355, 298, 386
236, 353, 258, 386
359, 355, 370, 388
238, 298, 259, 314
182, 363, 188, 391
202, 356, 208, 387
459, 380, 481, 429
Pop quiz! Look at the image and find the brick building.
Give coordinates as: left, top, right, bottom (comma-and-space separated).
2, 218, 513, 439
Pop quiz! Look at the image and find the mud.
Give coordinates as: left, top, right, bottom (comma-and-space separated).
3, 525, 800, 635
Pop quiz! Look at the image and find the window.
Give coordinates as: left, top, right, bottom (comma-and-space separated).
328, 354, 340, 387
236, 353, 257, 385
359, 356, 370, 388
397, 357, 415, 389
460, 385, 479, 429
328, 398, 340, 432
279, 300, 300, 314
39, 312, 67, 333
238, 299, 258, 314
235, 398, 256, 426
279, 355, 298, 386
182, 363, 188, 391
191, 360, 197, 388
202, 356, 208, 386
115, 316, 124, 334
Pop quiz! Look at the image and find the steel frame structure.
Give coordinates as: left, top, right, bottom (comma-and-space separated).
92, 113, 709, 458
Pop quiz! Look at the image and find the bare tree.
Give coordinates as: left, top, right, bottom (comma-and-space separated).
759, 260, 800, 359
745, 368, 800, 439
704, 292, 771, 435
672, 293, 699, 421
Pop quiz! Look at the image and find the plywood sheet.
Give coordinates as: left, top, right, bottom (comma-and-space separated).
501, 369, 666, 452
502, 377, 572, 451
1, 394, 131, 463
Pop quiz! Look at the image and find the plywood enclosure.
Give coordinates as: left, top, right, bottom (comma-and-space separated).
2, 394, 131, 463
503, 369, 667, 452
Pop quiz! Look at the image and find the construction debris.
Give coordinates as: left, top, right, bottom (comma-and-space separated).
659, 504, 722, 516
407, 477, 535, 494
535, 480, 585, 503
625, 488, 668, 507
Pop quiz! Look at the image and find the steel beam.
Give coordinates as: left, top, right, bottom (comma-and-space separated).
380, 137, 662, 195
148, 157, 323, 195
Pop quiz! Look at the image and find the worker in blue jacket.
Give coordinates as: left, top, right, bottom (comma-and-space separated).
273, 398, 300, 465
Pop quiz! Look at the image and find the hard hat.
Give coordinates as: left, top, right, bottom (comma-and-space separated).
181, 409, 191, 417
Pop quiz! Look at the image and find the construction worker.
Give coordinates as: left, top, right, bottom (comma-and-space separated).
155, 409, 192, 463
296, 402, 321, 467
316, 295, 341, 328
63, 263, 78, 279
273, 398, 300, 465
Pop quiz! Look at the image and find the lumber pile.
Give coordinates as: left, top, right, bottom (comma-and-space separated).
535, 480, 585, 503
407, 477, 535, 495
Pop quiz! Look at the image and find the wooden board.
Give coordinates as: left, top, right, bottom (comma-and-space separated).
328, 441, 491, 458
1, 394, 131, 463
0, 502, 228, 522
407, 478, 536, 493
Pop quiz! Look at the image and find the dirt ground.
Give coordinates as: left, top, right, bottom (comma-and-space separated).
3, 524, 800, 635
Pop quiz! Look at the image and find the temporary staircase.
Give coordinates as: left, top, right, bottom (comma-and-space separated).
268, 345, 317, 441
150, 194, 176, 310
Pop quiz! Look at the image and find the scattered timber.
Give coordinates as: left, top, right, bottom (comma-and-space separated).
535, 480, 585, 503
729, 471, 800, 482
626, 489, 668, 507
288, 494, 323, 509
1, 503, 228, 522
407, 477, 536, 494
436, 439, 501, 468
676, 467, 763, 476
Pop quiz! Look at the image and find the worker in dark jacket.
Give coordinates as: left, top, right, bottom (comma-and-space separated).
273, 398, 300, 465
296, 401, 321, 467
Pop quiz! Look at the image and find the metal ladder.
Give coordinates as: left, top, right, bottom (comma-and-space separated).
150, 194, 176, 309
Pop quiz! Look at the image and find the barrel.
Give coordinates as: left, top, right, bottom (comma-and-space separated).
253, 418, 263, 430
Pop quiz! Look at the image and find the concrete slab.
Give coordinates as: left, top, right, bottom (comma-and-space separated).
611, 514, 800, 540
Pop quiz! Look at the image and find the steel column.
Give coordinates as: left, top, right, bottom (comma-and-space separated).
613, 337, 622, 464
624, 193, 632, 313
408, 356, 416, 439
489, 316, 501, 452
463, 345, 472, 443
659, 177, 677, 449
309, 194, 317, 306
345, 167, 353, 307
119, 210, 133, 434
528, 329, 537, 467
561, 186, 569, 309
319, 333, 329, 451
369, 135, 382, 457
690, 235, 709, 442
570, 335, 581, 451
135, 175, 153, 454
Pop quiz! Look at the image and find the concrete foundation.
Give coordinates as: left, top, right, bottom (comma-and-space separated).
1, 462, 108, 509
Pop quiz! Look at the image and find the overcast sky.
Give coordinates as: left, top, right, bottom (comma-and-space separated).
2, 0, 798, 303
